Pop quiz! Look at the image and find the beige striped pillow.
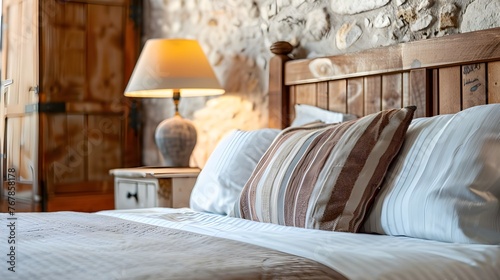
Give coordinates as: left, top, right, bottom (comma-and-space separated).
233, 106, 415, 232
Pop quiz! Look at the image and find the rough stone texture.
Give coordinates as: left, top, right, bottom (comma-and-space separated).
336, 22, 363, 50
411, 14, 434, 32
461, 0, 500, 32
440, 3, 459, 30
141, 0, 500, 166
330, 0, 391, 15
397, 0, 407, 6
398, 8, 417, 25
365, 18, 372, 28
374, 13, 391, 28
417, 0, 435, 11
304, 8, 331, 41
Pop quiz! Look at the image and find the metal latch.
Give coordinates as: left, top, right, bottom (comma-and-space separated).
29, 85, 39, 94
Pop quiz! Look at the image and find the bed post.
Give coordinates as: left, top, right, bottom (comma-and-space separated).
268, 41, 293, 129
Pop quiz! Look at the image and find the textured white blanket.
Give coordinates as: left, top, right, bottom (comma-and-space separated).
0, 211, 345, 280
102, 208, 500, 280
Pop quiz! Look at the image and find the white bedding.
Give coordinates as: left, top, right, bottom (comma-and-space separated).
99, 207, 500, 280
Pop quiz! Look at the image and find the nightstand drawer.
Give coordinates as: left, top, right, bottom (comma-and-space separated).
111, 167, 200, 210
114, 179, 159, 209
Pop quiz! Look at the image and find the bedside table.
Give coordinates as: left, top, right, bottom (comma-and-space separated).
109, 167, 200, 210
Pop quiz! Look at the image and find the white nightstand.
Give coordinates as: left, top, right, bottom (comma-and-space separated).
110, 167, 200, 210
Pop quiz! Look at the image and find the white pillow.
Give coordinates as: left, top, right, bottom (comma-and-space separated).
190, 129, 280, 215
290, 104, 357, 127
362, 104, 500, 244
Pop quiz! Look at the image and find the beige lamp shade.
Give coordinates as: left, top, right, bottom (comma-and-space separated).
124, 38, 224, 167
124, 39, 225, 97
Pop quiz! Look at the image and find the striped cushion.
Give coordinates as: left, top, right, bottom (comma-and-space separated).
234, 106, 416, 232
362, 104, 500, 244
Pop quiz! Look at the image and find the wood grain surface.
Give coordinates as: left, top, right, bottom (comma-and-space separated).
269, 28, 500, 127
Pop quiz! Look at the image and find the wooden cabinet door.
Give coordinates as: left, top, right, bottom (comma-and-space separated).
39, 0, 141, 212
0, 0, 40, 212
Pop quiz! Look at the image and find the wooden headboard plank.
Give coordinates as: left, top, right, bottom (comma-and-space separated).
284, 28, 500, 85
489, 61, 500, 103
431, 69, 440, 116
402, 72, 411, 108
462, 63, 487, 110
289, 86, 296, 122
382, 73, 403, 110
285, 44, 403, 85
294, 84, 317, 106
328, 80, 348, 114
269, 28, 500, 128
408, 69, 429, 118
268, 50, 292, 128
364, 76, 382, 115
347, 78, 365, 117
317, 82, 329, 110
438, 66, 462, 114
401, 29, 500, 70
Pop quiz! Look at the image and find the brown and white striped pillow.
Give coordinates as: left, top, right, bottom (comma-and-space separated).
233, 106, 416, 232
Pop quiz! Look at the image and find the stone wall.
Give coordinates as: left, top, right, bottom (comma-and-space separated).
142, 0, 500, 167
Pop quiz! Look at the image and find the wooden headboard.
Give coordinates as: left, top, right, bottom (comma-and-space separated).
268, 27, 500, 128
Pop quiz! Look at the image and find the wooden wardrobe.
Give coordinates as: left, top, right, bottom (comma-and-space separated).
0, 0, 142, 212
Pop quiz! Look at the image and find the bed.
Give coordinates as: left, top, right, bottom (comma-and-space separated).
1, 28, 500, 280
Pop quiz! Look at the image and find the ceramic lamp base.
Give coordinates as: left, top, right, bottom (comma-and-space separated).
154, 115, 197, 167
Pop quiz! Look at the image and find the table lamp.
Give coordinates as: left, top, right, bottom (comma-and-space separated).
124, 39, 225, 167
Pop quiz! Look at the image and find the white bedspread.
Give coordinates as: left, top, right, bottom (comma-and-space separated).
100, 207, 500, 280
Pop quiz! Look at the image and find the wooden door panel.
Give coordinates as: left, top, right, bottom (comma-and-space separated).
5, 118, 21, 177
19, 0, 38, 107
42, 0, 127, 103
3, 0, 37, 106
19, 114, 37, 182
41, 1, 87, 102
3, 2, 22, 106
1, 0, 39, 213
87, 115, 122, 181
88, 4, 125, 102
63, 114, 86, 183
42, 114, 85, 188
3, 115, 38, 211
39, 0, 140, 204
2, 0, 141, 212
42, 113, 122, 195
5, 115, 37, 183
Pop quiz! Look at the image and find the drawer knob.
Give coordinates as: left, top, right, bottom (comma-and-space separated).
126, 191, 138, 203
